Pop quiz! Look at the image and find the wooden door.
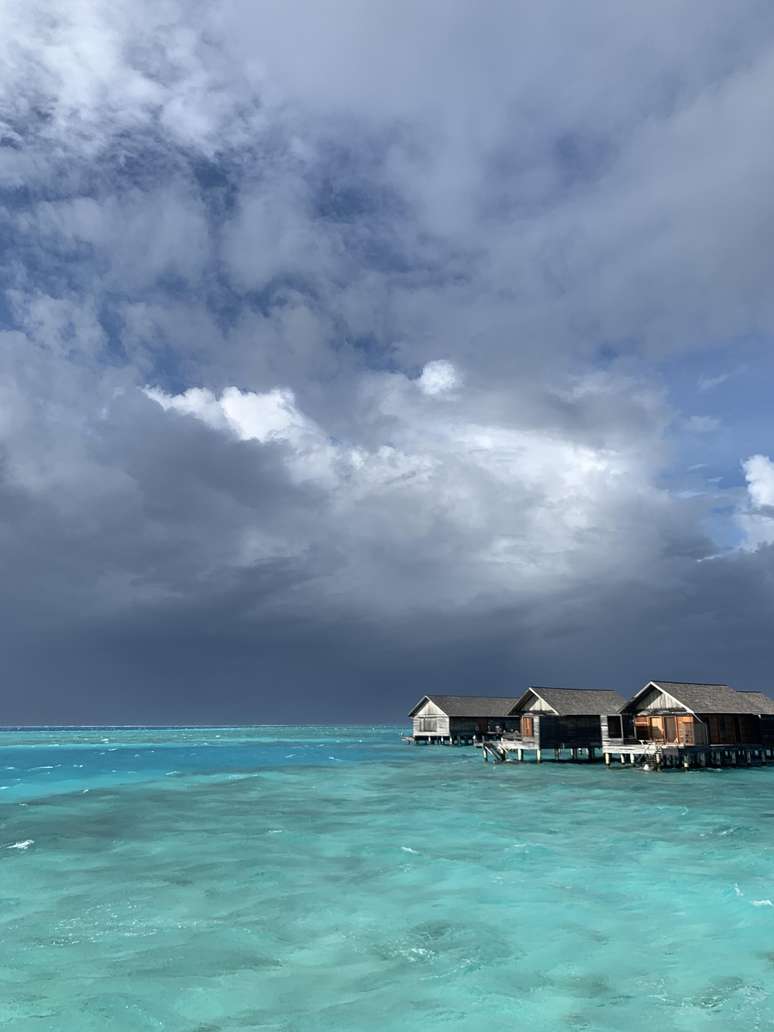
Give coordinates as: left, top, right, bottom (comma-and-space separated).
649, 716, 665, 742
676, 716, 695, 745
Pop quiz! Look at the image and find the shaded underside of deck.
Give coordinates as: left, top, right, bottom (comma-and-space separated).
489, 739, 774, 768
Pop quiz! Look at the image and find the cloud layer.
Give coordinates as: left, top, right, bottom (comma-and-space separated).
3, 1, 774, 720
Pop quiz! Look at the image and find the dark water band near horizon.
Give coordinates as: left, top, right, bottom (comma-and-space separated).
2, 724, 774, 1031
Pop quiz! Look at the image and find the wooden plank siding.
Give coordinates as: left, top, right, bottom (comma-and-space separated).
411, 698, 520, 740
411, 699, 451, 738
536, 714, 603, 748
522, 713, 605, 749
761, 715, 774, 747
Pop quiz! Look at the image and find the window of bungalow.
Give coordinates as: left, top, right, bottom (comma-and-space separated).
676, 716, 694, 745
606, 715, 623, 738
634, 716, 651, 740
650, 716, 666, 741
635, 715, 667, 741
709, 715, 739, 744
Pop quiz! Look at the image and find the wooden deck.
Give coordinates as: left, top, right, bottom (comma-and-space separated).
600, 742, 772, 769
485, 738, 774, 769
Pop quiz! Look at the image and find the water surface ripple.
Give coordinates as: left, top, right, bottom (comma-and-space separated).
2, 726, 774, 1030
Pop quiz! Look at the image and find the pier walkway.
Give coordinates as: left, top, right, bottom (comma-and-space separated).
483, 739, 774, 769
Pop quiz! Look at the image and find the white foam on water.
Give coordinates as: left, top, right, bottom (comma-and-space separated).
6, 840, 34, 850
752, 899, 773, 907
267, 829, 283, 835
407, 947, 434, 961
401, 846, 419, 854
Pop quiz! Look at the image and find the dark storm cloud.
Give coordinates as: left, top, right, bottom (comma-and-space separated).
3, 0, 774, 721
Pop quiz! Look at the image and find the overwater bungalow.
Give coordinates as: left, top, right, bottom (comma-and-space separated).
603, 680, 774, 767
498, 686, 627, 761
408, 694, 520, 743
738, 692, 774, 746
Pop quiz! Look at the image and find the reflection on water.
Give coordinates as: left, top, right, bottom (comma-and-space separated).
1, 727, 773, 1030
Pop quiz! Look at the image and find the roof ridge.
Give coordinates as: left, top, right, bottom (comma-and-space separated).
427, 693, 519, 699
652, 679, 729, 686
530, 685, 621, 691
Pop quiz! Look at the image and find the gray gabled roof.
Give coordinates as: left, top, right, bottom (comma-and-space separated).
408, 695, 518, 718
509, 687, 628, 717
738, 691, 774, 715
625, 681, 766, 715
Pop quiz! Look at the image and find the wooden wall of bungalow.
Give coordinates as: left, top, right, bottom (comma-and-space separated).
517, 705, 603, 749
760, 715, 774, 746
604, 682, 774, 748
409, 696, 520, 741
601, 713, 634, 752
740, 692, 774, 746
411, 698, 452, 739
511, 688, 628, 752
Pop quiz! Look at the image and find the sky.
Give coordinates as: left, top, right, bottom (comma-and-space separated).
4, 1, 774, 723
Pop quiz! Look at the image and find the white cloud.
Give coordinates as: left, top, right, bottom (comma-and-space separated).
143, 386, 230, 433
143, 385, 340, 486
143, 370, 672, 607
698, 371, 731, 391
743, 454, 774, 508
417, 359, 460, 396
737, 454, 774, 548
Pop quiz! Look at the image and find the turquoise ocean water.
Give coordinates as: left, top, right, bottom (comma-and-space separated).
2, 725, 774, 1031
